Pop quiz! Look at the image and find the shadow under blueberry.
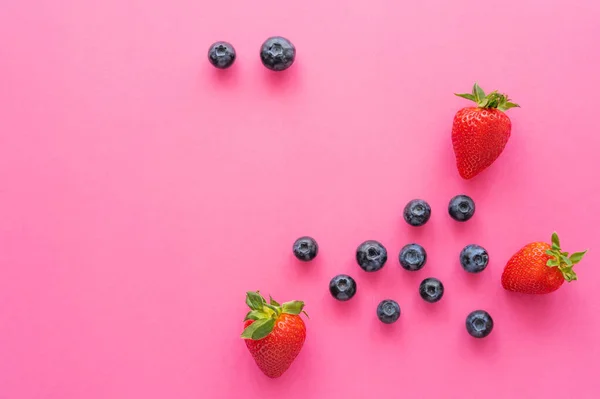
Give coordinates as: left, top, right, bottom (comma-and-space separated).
197, 64, 239, 91
291, 263, 323, 286
261, 65, 301, 94
415, 292, 448, 315
465, 329, 499, 355
372, 313, 403, 339
323, 292, 359, 319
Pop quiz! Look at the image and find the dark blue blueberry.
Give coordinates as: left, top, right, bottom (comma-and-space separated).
460, 244, 489, 273
448, 194, 476, 222
207, 41, 236, 69
466, 310, 494, 338
356, 240, 387, 272
419, 278, 444, 303
399, 243, 427, 271
403, 199, 431, 226
377, 300, 401, 324
329, 274, 357, 301
293, 236, 318, 261
260, 36, 296, 71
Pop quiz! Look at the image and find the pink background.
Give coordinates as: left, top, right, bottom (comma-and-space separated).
1, 0, 600, 398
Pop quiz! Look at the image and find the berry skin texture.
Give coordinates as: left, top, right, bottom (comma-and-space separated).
419, 278, 444, 303
207, 41, 236, 69
460, 244, 489, 273
260, 37, 296, 71
403, 199, 431, 227
377, 300, 401, 324
329, 274, 357, 301
501, 233, 587, 295
452, 83, 519, 179
448, 194, 476, 222
241, 292, 307, 378
292, 236, 318, 261
399, 243, 427, 271
466, 310, 494, 338
356, 240, 388, 272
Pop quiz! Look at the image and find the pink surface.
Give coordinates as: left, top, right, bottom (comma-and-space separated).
1, 1, 600, 398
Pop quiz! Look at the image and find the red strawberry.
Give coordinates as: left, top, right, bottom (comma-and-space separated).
241, 291, 307, 378
452, 83, 519, 179
501, 232, 587, 294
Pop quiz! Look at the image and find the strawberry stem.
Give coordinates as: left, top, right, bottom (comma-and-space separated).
545, 232, 587, 282
241, 291, 306, 340
455, 83, 520, 112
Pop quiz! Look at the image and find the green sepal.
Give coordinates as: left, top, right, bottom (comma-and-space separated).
544, 232, 587, 283
282, 301, 305, 315
552, 232, 561, 250
503, 102, 520, 110
569, 251, 587, 264
263, 303, 281, 316
246, 291, 265, 310
560, 255, 573, 267
240, 318, 276, 340
456, 83, 519, 112
244, 309, 268, 321
269, 295, 280, 307
473, 83, 486, 102
546, 258, 559, 267
561, 266, 578, 282
243, 292, 307, 340
455, 93, 476, 101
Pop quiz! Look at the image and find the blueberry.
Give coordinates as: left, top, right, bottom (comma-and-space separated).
399, 243, 427, 271
356, 240, 387, 272
293, 236, 318, 261
419, 278, 444, 303
448, 195, 476, 222
260, 36, 296, 71
207, 41, 236, 69
329, 274, 357, 301
403, 199, 431, 226
466, 310, 494, 338
460, 244, 489, 273
377, 300, 401, 324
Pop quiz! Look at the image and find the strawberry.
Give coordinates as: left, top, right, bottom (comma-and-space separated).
501, 232, 587, 294
452, 83, 519, 179
241, 291, 307, 378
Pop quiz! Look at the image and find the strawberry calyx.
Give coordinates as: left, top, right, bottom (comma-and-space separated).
545, 232, 587, 282
240, 291, 307, 340
455, 83, 520, 112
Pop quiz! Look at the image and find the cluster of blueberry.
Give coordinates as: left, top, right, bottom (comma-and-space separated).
207, 37, 296, 71
293, 195, 494, 338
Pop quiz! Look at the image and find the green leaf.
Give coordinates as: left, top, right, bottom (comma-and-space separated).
269, 295, 280, 307
246, 291, 265, 311
560, 266, 578, 282
504, 101, 520, 109
455, 93, 477, 102
560, 254, 573, 266
551, 232, 560, 249
282, 300, 305, 315
546, 258, 559, 267
240, 318, 276, 340
263, 303, 280, 315
569, 251, 587, 264
244, 310, 268, 321
545, 249, 557, 257
473, 83, 485, 102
